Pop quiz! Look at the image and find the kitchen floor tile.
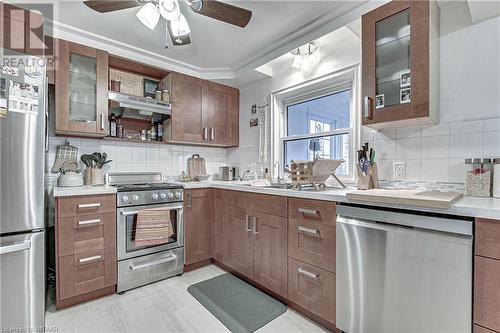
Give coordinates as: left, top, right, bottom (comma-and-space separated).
45, 265, 326, 333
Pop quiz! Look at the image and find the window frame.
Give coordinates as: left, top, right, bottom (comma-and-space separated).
270, 65, 360, 182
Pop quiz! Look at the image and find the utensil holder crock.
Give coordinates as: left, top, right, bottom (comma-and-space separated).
84, 168, 104, 186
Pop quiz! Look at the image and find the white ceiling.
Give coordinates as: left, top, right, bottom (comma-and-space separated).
51, 1, 363, 72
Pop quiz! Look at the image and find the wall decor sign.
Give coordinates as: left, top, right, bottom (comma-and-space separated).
375, 94, 385, 109
250, 118, 258, 127
251, 104, 257, 114
400, 88, 411, 104
143, 78, 159, 98
400, 70, 411, 88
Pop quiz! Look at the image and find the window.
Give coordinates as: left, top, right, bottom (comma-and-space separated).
282, 89, 353, 177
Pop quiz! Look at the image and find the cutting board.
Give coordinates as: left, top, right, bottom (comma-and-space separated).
187, 154, 207, 177
346, 189, 464, 209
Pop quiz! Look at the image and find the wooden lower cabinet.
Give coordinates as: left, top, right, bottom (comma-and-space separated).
288, 258, 335, 324
253, 212, 288, 297
184, 189, 213, 265
55, 194, 117, 309
227, 206, 254, 279
213, 190, 229, 262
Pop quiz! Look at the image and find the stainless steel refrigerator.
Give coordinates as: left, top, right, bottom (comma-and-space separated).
0, 50, 46, 330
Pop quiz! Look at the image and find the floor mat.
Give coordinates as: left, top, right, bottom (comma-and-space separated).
187, 273, 287, 333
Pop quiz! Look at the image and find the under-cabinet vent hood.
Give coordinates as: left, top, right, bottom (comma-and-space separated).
108, 91, 171, 116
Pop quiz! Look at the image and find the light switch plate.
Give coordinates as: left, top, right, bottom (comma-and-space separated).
394, 161, 406, 180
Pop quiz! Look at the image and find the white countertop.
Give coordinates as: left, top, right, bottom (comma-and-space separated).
178, 181, 500, 220
53, 185, 117, 197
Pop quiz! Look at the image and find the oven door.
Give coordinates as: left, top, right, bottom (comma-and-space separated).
117, 202, 184, 260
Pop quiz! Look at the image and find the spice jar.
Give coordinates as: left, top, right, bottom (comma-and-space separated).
493, 158, 500, 198
465, 158, 492, 197
155, 90, 162, 100
110, 79, 121, 92
162, 89, 170, 102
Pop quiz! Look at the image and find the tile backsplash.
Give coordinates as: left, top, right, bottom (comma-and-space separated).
362, 117, 500, 184
46, 136, 227, 184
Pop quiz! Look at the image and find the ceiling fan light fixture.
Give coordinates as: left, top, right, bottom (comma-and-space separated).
292, 49, 303, 69
158, 0, 181, 21
136, 2, 160, 30
170, 13, 191, 37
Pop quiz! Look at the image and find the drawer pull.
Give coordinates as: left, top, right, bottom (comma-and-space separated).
298, 208, 318, 215
79, 255, 102, 263
78, 219, 101, 226
78, 203, 101, 209
298, 226, 319, 235
298, 267, 319, 280
128, 254, 177, 271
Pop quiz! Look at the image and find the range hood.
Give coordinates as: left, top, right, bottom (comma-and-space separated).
108, 91, 171, 116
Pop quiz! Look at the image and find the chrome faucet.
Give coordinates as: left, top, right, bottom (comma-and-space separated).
273, 161, 284, 183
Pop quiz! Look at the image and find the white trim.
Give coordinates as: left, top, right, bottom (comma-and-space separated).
270, 65, 361, 182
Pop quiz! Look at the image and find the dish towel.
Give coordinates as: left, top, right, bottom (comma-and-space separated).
134, 208, 174, 247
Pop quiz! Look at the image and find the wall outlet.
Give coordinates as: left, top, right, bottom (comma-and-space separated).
394, 162, 406, 180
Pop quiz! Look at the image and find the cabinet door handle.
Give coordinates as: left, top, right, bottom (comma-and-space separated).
79, 255, 102, 263
209, 128, 215, 141
245, 215, 252, 232
187, 192, 192, 208
202, 128, 208, 140
78, 219, 101, 226
78, 203, 101, 209
298, 208, 318, 215
298, 267, 319, 280
252, 216, 258, 235
364, 96, 373, 119
100, 114, 105, 130
298, 226, 320, 236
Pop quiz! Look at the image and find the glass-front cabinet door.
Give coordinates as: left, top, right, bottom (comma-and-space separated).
55, 39, 108, 136
362, 0, 438, 129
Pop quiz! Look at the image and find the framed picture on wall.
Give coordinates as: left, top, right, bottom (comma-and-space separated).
400, 88, 411, 104
400, 70, 411, 88
251, 104, 257, 114
143, 78, 159, 98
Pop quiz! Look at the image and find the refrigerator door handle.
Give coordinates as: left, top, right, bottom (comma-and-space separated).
0, 240, 31, 255
44, 111, 49, 152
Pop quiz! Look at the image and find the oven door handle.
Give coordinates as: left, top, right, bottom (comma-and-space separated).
128, 253, 177, 271
121, 206, 183, 216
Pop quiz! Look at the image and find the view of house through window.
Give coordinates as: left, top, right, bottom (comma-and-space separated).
283, 89, 352, 176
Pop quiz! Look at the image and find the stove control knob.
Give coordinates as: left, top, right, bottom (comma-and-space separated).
160, 193, 167, 200
122, 195, 129, 202
167, 192, 174, 199
175, 192, 181, 199
132, 195, 140, 201
152, 193, 159, 200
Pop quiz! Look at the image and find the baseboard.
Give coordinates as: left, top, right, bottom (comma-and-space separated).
184, 258, 213, 272
212, 259, 340, 333
56, 285, 116, 310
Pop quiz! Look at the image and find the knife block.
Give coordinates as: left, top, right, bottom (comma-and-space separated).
356, 162, 379, 190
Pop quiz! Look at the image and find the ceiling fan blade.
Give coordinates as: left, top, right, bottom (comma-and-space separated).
83, 0, 141, 13
167, 23, 191, 46
191, 0, 252, 28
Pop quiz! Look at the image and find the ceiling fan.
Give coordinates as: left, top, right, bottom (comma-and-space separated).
83, 0, 252, 46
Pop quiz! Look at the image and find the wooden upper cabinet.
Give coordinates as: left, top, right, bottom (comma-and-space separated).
55, 39, 108, 137
362, 0, 439, 129
168, 72, 239, 147
170, 73, 205, 143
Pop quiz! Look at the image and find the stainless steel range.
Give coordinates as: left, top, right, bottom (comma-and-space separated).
107, 172, 184, 293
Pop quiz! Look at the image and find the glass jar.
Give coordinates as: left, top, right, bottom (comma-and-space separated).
162, 89, 170, 102
154, 90, 162, 100
465, 158, 492, 197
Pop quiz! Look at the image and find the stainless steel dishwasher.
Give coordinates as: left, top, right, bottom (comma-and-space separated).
336, 205, 473, 333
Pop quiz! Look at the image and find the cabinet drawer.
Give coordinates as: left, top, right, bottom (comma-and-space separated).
288, 257, 335, 324
476, 218, 500, 260
57, 212, 116, 257
474, 255, 500, 332
58, 248, 116, 300
253, 193, 287, 217
57, 194, 116, 217
474, 325, 498, 333
289, 198, 336, 226
229, 190, 253, 210
289, 218, 335, 273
